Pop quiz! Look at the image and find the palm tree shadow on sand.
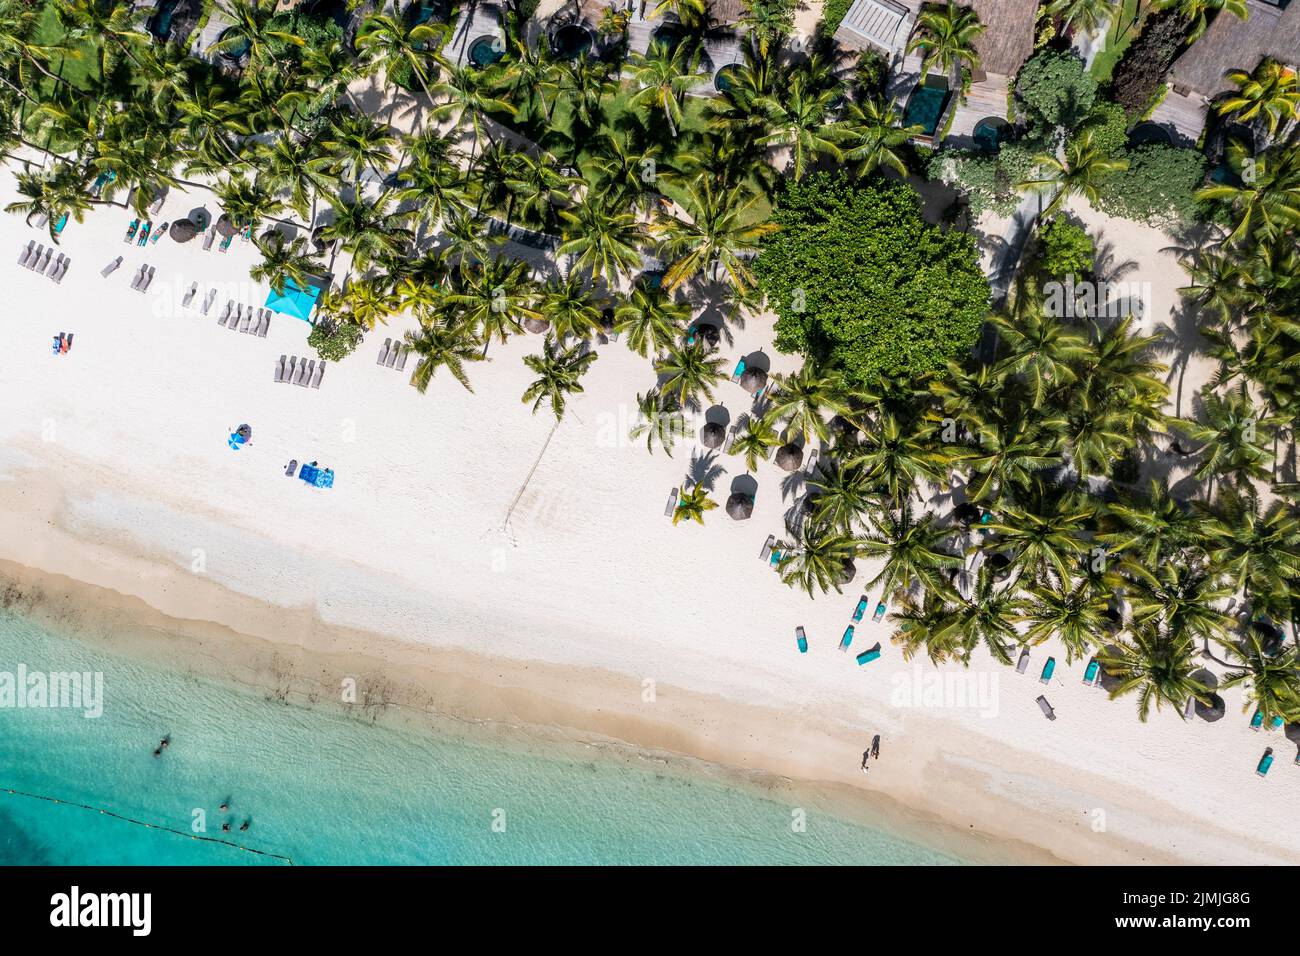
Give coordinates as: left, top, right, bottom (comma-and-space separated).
687, 449, 726, 492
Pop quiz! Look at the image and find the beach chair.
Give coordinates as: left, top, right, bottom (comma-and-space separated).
1251, 709, 1264, 731
385, 342, 399, 368
1256, 748, 1273, 777
395, 344, 409, 371
219, 300, 233, 326
101, 256, 122, 277
238, 308, 252, 333
274, 355, 286, 383
35, 247, 52, 273
871, 601, 886, 623
45, 253, 64, 278
795, 626, 807, 654
64, 333, 73, 352
285, 459, 298, 477
731, 358, 746, 383
759, 534, 775, 561
137, 222, 151, 246
311, 361, 324, 389
257, 310, 270, 337
838, 624, 854, 652
151, 222, 168, 244
1036, 696, 1057, 721
228, 304, 240, 329
140, 266, 155, 292
202, 227, 216, 251
1270, 715, 1285, 730
856, 643, 882, 666
53, 257, 70, 284
149, 194, 164, 216
129, 266, 146, 291
297, 359, 313, 386
804, 448, 819, 475
769, 548, 783, 569
285, 356, 297, 384
1040, 657, 1056, 684
25, 244, 43, 271
201, 289, 216, 315
1016, 648, 1030, 674
664, 487, 678, 517
124, 219, 139, 243
852, 595, 868, 623
1183, 695, 1196, 720
219, 233, 233, 253
722, 422, 738, 454
52, 333, 63, 355
17, 240, 33, 266
183, 282, 197, 307
1083, 658, 1100, 685
377, 338, 391, 366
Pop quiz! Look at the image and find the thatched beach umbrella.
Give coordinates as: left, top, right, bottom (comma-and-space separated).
954, 502, 981, 526
169, 219, 197, 243
236, 424, 252, 441
694, 323, 720, 348
216, 214, 239, 237
523, 316, 549, 334
775, 442, 803, 472
726, 492, 754, 521
700, 421, 725, 449
739, 367, 767, 395
1195, 693, 1226, 723
837, 559, 857, 588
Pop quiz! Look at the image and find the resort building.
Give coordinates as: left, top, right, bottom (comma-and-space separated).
834, 0, 1040, 148
1155, 0, 1300, 143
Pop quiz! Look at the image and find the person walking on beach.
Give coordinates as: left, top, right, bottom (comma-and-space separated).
871, 735, 881, 760
860, 751, 870, 773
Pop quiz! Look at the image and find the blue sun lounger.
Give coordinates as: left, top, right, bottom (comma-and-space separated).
1251, 709, 1265, 730
769, 549, 782, 568
852, 595, 868, 623
1257, 749, 1274, 777
731, 358, 745, 382
838, 624, 854, 652
1270, 715, 1284, 730
872, 601, 886, 623
856, 642, 881, 665
1040, 657, 1055, 684
1083, 658, 1100, 685
796, 626, 807, 654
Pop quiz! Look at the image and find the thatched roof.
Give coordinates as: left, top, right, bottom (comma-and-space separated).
837, 559, 858, 587
739, 367, 767, 394
1195, 693, 1227, 723
216, 213, 239, 237
701, 421, 726, 448
1170, 0, 1300, 100
839, 0, 1037, 76
708, 0, 745, 24
726, 492, 754, 520
775, 443, 803, 472
523, 316, 550, 334
169, 219, 197, 242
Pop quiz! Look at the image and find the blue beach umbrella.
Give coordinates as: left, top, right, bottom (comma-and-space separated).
265, 279, 322, 322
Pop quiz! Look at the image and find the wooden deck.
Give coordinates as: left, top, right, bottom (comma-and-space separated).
1148, 89, 1208, 145
947, 72, 1010, 140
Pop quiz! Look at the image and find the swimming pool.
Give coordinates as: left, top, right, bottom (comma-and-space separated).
904, 79, 951, 137
468, 36, 504, 68
552, 24, 592, 59
148, 0, 178, 41
972, 117, 1008, 152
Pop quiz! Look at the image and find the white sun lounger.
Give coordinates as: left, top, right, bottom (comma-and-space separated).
1036, 695, 1056, 721
201, 289, 216, 314
239, 308, 252, 333
101, 256, 122, 277
256, 310, 270, 337
17, 240, 33, 266
53, 257, 70, 284
34, 247, 52, 272
377, 338, 391, 366
1016, 648, 1030, 674
804, 448, 819, 476
395, 344, 409, 371
139, 266, 155, 292
310, 361, 324, 388
296, 359, 313, 386
385, 342, 399, 368
218, 300, 233, 326
129, 265, 146, 290
202, 227, 216, 251
664, 487, 678, 517
182, 282, 197, 307
284, 356, 297, 383
46, 253, 64, 278
759, 534, 775, 561
26, 244, 45, 270
274, 355, 286, 383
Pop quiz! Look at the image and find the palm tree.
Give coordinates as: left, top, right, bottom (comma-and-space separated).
907, 1, 985, 85
983, 483, 1094, 586
758, 67, 844, 180
1130, 560, 1235, 649
990, 307, 1091, 408
1171, 385, 1281, 489
208, 0, 303, 78
1203, 484, 1300, 618
1150, 0, 1249, 43
730, 414, 781, 472
1217, 628, 1300, 724
779, 522, 865, 597
615, 287, 689, 358
448, 255, 539, 355
630, 389, 690, 457
806, 458, 879, 531
405, 317, 484, 393
1099, 480, 1207, 571
1217, 58, 1300, 140
322, 111, 397, 186
1045, 0, 1121, 35
944, 569, 1021, 665
656, 181, 778, 294
655, 343, 727, 409
175, 79, 253, 173
626, 44, 703, 139
890, 591, 963, 665
215, 175, 284, 234
538, 273, 603, 342
763, 364, 851, 447
431, 63, 515, 159
673, 482, 718, 526
55, 0, 151, 72
249, 233, 322, 295
1098, 621, 1209, 722
964, 418, 1064, 504
1195, 141, 1300, 245
1018, 132, 1128, 218
651, 0, 707, 27
256, 133, 338, 223
393, 131, 467, 236
848, 411, 947, 506
5, 165, 94, 241
859, 506, 960, 601
1017, 579, 1108, 662
321, 195, 413, 278
327, 279, 399, 331
837, 96, 919, 178
522, 339, 598, 420
356, 12, 446, 103
557, 196, 647, 286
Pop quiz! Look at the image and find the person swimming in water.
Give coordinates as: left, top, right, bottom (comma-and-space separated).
239, 820, 250, 832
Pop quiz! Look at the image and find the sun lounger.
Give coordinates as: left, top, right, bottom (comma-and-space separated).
149, 194, 163, 215
852, 595, 868, 623
1083, 658, 1100, 685
257, 310, 270, 337
804, 448, 819, 475
838, 624, 854, 652
296, 359, 312, 386
35, 247, 52, 273
1037, 695, 1056, 721
664, 487, 678, 517
871, 601, 886, 623
1270, 715, 1284, 730
64, 332, 73, 351
218, 300, 232, 326
285, 356, 297, 383
129, 265, 146, 290
311, 361, 324, 388
285, 459, 298, 477
1040, 657, 1056, 684
17, 240, 33, 266
140, 266, 155, 292
385, 342, 399, 368
45, 253, 63, 278
769, 548, 783, 568
228, 304, 240, 329
219, 233, 232, 252
124, 219, 139, 243
202, 227, 216, 251
759, 534, 774, 561
274, 355, 286, 383
101, 256, 122, 277
395, 344, 409, 371
1183, 694, 1196, 720
377, 338, 391, 366
202, 289, 216, 314
53, 257, 70, 284
856, 643, 882, 665
25, 244, 44, 270
238, 308, 252, 333
1251, 709, 1264, 730
731, 358, 745, 383
1257, 748, 1273, 777
182, 282, 197, 307
1016, 648, 1030, 674
796, 626, 807, 654
137, 222, 151, 246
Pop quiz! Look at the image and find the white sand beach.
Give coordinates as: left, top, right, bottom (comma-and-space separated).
1, 170, 1297, 866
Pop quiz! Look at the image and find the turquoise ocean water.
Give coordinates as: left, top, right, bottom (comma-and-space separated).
0, 608, 961, 865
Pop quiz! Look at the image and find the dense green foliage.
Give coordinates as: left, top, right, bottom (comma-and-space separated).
1037, 217, 1095, 279
1094, 143, 1206, 226
1016, 49, 1098, 132
308, 317, 364, 362
926, 138, 1046, 217
756, 174, 989, 389
1108, 9, 1188, 115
